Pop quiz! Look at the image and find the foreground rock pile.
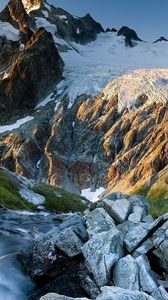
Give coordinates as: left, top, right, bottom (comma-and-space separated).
17, 193, 168, 300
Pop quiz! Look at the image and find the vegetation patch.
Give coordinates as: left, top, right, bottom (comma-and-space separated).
33, 184, 87, 212
0, 171, 35, 211
147, 179, 168, 218
131, 176, 168, 218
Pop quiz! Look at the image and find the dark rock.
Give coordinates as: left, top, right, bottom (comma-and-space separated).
117, 26, 142, 41
97, 286, 155, 300
117, 26, 143, 47
54, 11, 104, 44
0, 0, 31, 33
0, 27, 64, 125
153, 36, 168, 43
28, 263, 99, 300
17, 214, 88, 282
0, 36, 19, 70
105, 27, 117, 33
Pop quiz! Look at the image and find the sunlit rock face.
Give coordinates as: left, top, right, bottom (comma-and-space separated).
0, 75, 167, 196
0, 0, 30, 33
22, 0, 41, 13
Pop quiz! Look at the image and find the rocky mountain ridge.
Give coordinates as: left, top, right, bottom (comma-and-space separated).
0, 0, 167, 206
0, 27, 64, 124
0, 69, 167, 203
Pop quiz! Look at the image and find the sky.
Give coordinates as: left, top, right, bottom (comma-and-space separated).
48, 0, 168, 41
0, 0, 168, 41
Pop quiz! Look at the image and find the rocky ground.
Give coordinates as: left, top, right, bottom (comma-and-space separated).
12, 193, 168, 300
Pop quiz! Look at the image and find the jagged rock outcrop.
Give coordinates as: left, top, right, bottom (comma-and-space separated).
16, 193, 168, 300
153, 36, 168, 43
0, 27, 63, 124
54, 11, 104, 44
0, 0, 104, 46
0, 36, 19, 70
117, 26, 143, 47
0, 70, 167, 197
0, 0, 32, 34
0, 0, 104, 126
22, 0, 42, 13
106, 27, 117, 32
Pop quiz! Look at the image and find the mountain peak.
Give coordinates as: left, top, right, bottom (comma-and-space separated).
153, 36, 168, 43
117, 26, 143, 47
22, 0, 42, 13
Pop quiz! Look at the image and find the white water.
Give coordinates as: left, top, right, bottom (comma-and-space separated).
0, 209, 57, 300
0, 254, 34, 300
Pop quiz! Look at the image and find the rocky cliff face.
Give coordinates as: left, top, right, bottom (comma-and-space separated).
0, 0, 104, 46
0, 27, 64, 124
0, 0, 31, 34
22, 0, 42, 13
0, 0, 104, 125
0, 70, 167, 198
117, 26, 143, 47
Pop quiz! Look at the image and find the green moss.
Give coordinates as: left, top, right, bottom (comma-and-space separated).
132, 185, 150, 197
147, 185, 168, 218
148, 197, 168, 218
0, 172, 35, 211
130, 180, 168, 218
33, 184, 87, 212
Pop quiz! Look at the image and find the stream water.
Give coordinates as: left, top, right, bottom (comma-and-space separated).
0, 208, 57, 300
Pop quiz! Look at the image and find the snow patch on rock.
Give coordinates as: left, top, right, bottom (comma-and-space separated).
35, 17, 57, 39
0, 116, 34, 134
81, 187, 105, 202
0, 21, 20, 41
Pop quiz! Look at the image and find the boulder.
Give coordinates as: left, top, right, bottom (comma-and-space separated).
132, 238, 154, 258
152, 218, 168, 271
59, 213, 88, 241
96, 286, 155, 300
84, 208, 116, 238
128, 206, 144, 223
52, 227, 83, 257
128, 195, 150, 215
39, 293, 89, 300
157, 238, 168, 271
136, 255, 158, 294
151, 286, 168, 300
102, 198, 131, 223
29, 263, 99, 300
82, 228, 124, 287
152, 220, 168, 248
124, 220, 159, 252
142, 215, 154, 223
113, 255, 139, 290
17, 226, 85, 281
